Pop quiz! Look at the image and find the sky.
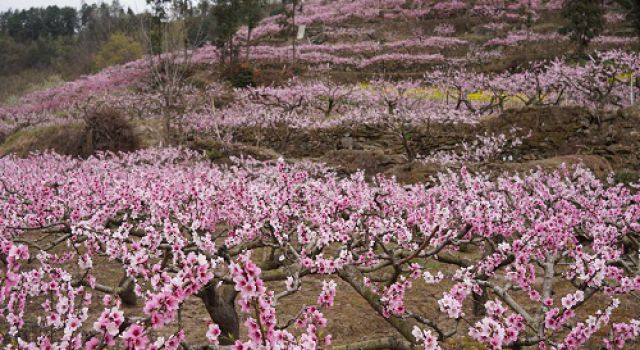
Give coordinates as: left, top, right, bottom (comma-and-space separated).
0, 0, 150, 12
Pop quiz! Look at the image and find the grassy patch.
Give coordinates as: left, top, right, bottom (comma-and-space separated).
0, 123, 85, 156
1, 73, 65, 106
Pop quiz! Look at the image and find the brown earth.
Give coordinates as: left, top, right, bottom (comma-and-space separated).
3, 105, 640, 183
186, 105, 640, 183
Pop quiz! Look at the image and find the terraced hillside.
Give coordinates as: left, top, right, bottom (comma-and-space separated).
1, 1, 640, 349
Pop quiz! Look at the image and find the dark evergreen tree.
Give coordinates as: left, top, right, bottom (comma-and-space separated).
615, 0, 640, 36
560, 0, 604, 51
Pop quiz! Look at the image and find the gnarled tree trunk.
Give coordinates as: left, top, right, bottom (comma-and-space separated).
199, 283, 239, 345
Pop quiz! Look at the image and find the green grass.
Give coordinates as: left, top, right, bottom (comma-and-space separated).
0, 123, 83, 156
1, 74, 65, 106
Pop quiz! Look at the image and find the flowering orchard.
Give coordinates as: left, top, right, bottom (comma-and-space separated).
1, 0, 640, 348
0, 2, 633, 128
234, 0, 569, 42
1, 148, 639, 349
1, 50, 637, 139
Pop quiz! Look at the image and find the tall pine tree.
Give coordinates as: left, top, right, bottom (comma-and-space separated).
560, 0, 604, 52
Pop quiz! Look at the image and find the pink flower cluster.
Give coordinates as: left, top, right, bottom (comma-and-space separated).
484, 30, 568, 47
420, 128, 528, 164
1, 133, 639, 349
241, 0, 567, 42
0, 59, 148, 119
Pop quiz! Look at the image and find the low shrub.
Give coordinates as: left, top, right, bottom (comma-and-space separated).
82, 107, 138, 156
223, 63, 258, 88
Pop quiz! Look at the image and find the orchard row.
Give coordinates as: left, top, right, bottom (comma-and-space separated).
1, 148, 639, 349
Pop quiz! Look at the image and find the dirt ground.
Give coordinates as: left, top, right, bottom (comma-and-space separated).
186, 105, 640, 185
